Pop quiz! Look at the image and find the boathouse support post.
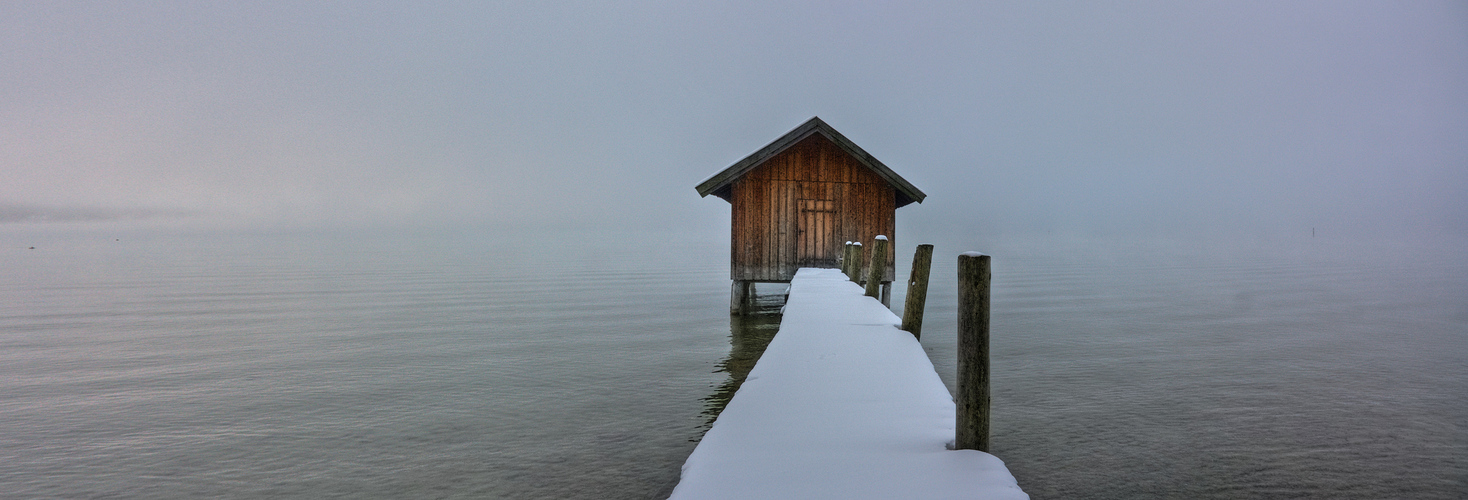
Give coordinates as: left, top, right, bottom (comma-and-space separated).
865, 236, 888, 299
901, 244, 934, 339
730, 280, 753, 315
956, 252, 991, 452
846, 242, 863, 282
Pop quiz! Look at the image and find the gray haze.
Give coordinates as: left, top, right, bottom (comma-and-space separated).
4, 1, 1465, 239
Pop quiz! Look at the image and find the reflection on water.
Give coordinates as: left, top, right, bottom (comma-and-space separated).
4, 229, 1464, 499
0, 228, 735, 500
699, 285, 786, 433
912, 237, 1468, 500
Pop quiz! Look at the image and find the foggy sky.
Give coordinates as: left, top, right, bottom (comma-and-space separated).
3, 1, 1465, 239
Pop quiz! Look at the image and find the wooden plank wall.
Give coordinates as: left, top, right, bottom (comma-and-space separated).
731, 134, 896, 282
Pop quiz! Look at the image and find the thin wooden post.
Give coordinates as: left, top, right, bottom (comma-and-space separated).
840, 241, 853, 276
956, 252, 991, 452
901, 244, 934, 339
846, 242, 863, 282
865, 236, 888, 298
839, 240, 851, 272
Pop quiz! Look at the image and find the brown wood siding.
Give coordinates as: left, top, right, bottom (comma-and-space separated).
731, 134, 896, 282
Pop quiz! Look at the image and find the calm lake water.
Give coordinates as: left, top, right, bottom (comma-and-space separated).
2, 226, 1464, 499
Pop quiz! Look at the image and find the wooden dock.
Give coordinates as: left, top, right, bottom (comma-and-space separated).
671, 268, 1027, 499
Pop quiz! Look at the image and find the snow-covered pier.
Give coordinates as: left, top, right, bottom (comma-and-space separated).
671, 268, 1028, 499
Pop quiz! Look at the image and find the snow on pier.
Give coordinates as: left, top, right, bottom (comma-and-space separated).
671, 268, 1027, 499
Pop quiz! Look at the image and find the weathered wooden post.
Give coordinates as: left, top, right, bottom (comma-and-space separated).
840, 241, 853, 276
839, 240, 851, 274
956, 252, 991, 452
865, 236, 888, 299
846, 241, 863, 282
901, 244, 934, 339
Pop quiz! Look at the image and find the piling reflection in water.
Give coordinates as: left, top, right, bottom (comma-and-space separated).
698, 285, 787, 433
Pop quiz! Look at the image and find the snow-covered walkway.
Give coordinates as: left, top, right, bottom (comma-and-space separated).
671, 268, 1028, 499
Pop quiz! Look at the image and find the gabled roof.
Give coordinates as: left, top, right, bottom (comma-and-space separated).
695, 117, 926, 208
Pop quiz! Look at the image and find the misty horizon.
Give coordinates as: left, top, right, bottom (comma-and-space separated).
3, 2, 1465, 241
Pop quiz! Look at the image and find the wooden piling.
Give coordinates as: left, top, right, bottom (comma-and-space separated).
900, 244, 934, 339
838, 242, 847, 275
865, 236, 888, 299
840, 241, 853, 277
846, 242, 863, 282
956, 252, 991, 452
730, 280, 753, 315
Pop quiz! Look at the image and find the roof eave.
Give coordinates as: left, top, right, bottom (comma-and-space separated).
695, 117, 926, 206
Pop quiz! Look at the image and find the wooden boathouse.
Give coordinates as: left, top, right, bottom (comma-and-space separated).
695, 117, 926, 313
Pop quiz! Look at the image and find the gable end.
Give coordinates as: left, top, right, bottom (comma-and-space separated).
695, 117, 926, 207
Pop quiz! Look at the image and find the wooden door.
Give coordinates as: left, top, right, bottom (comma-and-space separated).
797, 199, 838, 268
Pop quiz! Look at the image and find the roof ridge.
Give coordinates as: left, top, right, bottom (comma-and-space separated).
695, 117, 926, 207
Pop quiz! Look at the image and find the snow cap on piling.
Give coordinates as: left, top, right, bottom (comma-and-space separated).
960, 251, 987, 257
874, 235, 887, 241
